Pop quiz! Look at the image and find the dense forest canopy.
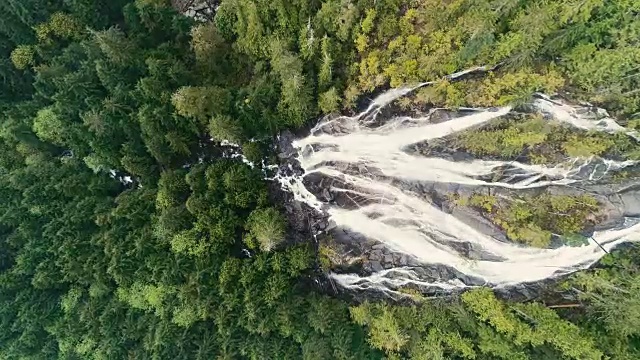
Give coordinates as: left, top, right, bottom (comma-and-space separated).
0, 0, 638, 359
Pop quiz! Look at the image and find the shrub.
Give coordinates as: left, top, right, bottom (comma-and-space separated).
10, 45, 35, 69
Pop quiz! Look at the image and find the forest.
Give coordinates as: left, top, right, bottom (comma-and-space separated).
0, 0, 638, 359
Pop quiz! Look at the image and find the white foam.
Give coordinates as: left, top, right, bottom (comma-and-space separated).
330, 268, 469, 294
534, 95, 640, 140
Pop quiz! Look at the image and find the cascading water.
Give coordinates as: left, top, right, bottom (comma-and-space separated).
275, 71, 640, 296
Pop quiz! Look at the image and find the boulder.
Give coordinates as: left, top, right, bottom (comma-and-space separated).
370, 261, 383, 272
369, 250, 383, 261
620, 189, 640, 217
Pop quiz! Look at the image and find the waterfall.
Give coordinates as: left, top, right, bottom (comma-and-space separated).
275, 73, 640, 294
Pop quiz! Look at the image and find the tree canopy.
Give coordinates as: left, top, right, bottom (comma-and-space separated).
0, 0, 638, 359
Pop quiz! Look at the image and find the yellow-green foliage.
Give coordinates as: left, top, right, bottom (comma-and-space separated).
349, 2, 567, 106
190, 22, 225, 62
462, 288, 603, 360
244, 207, 286, 252
464, 193, 599, 248
563, 44, 640, 117
116, 281, 176, 316
397, 288, 426, 302
318, 87, 341, 113
346, 0, 638, 117
352, 289, 603, 359
351, 303, 408, 352
466, 68, 565, 106
507, 223, 551, 249
32, 107, 66, 146
350, 1, 465, 93
34, 12, 83, 43
408, 69, 564, 109
10, 45, 35, 70
562, 134, 616, 158
318, 240, 340, 271
456, 115, 638, 163
458, 115, 550, 158
360, 9, 377, 34
468, 194, 497, 213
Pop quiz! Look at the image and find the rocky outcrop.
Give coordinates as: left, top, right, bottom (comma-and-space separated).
176, 0, 217, 21
619, 185, 640, 217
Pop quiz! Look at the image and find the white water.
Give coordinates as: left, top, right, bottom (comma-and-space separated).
330, 268, 468, 299
276, 78, 640, 292
534, 94, 640, 140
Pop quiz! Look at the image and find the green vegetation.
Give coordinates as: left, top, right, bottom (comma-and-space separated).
459, 193, 599, 248
349, 0, 640, 117
453, 114, 640, 163
318, 240, 339, 271
408, 69, 565, 109
352, 288, 603, 359
244, 207, 286, 252
0, 2, 376, 359
569, 249, 640, 340
0, 0, 638, 359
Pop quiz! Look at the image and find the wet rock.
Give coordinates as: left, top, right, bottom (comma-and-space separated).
277, 131, 298, 159
369, 250, 382, 261
317, 220, 327, 230
182, 0, 216, 21
451, 206, 508, 243
321, 188, 333, 202
370, 261, 383, 272
620, 188, 640, 217
428, 109, 456, 124
446, 241, 507, 262
303, 172, 382, 210
406, 256, 422, 267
